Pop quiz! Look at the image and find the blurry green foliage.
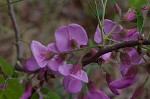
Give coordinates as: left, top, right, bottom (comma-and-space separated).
40, 87, 61, 99
0, 75, 5, 85
0, 58, 23, 99
0, 79, 23, 99
0, 57, 14, 77
128, 0, 147, 8
101, 63, 114, 76
43, 91, 60, 99
31, 92, 39, 99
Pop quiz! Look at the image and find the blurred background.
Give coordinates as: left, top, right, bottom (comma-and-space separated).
0, 0, 131, 63
0, 0, 150, 98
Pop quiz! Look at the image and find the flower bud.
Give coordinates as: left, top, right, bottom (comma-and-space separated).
123, 10, 136, 20
141, 5, 148, 11
114, 2, 121, 16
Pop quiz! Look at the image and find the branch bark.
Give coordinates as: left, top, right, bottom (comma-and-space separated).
7, 0, 24, 72
7, 0, 21, 61
82, 39, 150, 66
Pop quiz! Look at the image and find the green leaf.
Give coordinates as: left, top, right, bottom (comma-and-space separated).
0, 57, 14, 76
101, 63, 114, 75
128, 0, 147, 8
3, 78, 23, 99
45, 91, 60, 99
31, 92, 39, 99
0, 75, 5, 85
40, 87, 49, 95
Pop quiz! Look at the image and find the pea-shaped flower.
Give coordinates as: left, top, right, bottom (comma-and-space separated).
55, 24, 88, 52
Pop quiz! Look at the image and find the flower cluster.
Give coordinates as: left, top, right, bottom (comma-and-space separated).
22, 14, 143, 99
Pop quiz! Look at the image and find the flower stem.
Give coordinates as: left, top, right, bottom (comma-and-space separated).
94, 0, 104, 45
59, 44, 104, 54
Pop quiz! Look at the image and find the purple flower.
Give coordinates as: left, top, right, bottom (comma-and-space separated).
86, 81, 110, 99
59, 63, 88, 83
141, 5, 149, 11
119, 48, 141, 76
124, 47, 142, 64
106, 74, 119, 95
25, 23, 88, 72
123, 10, 136, 20
112, 28, 139, 41
28, 40, 66, 72
94, 19, 123, 43
31, 41, 59, 68
47, 54, 67, 72
109, 49, 140, 89
20, 83, 32, 99
109, 66, 138, 89
58, 63, 88, 93
55, 23, 88, 52
119, 52, 133, 76
23, 57, 40, 72
63, 76, 82, 93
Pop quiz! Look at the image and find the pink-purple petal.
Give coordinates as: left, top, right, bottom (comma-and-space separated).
20, 83, 32, 99
30, 40, 48, 68
101, 52, 111, 61
63, 76, 82, 93
106, 74, 119, 95
120, 52, 132, 76
23, 57, 40, 72
69, 70, 88, 83
58, 64, 73, 76
124, 47, 142, 64
47, 58, 62, 72
109, 75, 136, 89
68, 24, 88, 46
94, 26, 101, 43
123, 12, 136, 20
55, 26, 70, 52
94, 19, 123, 43
86, 90, 110, 99
47, 43, 59, 53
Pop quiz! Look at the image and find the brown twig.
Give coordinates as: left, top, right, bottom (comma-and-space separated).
7, 0, 23, 71
82, 39, 150, 66
7, 0, 21, 61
